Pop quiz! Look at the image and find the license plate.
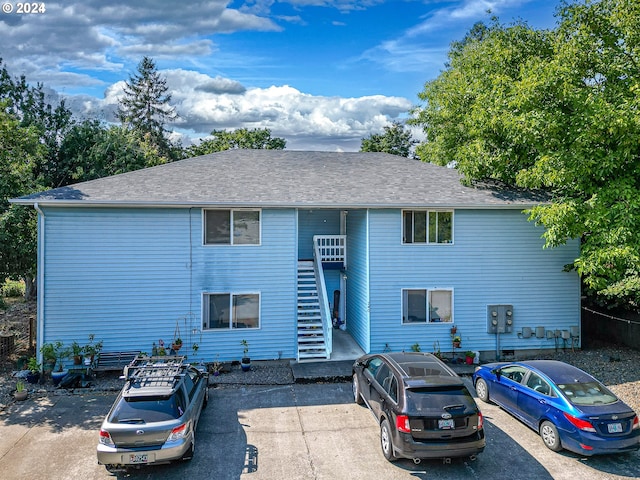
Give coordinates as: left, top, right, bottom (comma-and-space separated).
438, 419, 455, 430
129, 454, 148, 464
608, 423, 623, 433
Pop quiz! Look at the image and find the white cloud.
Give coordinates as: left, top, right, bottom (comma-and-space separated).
359, 0, 530, 73
0, 0, 420, 151
66, 69, 413, 150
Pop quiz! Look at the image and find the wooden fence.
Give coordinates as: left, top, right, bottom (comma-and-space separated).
581, 306, 640, 351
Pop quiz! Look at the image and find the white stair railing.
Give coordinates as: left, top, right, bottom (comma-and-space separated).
314, 235, 347, 268
312, 239, 332, 358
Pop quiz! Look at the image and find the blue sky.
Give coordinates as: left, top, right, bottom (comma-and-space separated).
0, 0, 563, 151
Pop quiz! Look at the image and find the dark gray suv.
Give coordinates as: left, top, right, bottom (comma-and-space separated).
97, 356, 209, 472
353, 352, 485, 464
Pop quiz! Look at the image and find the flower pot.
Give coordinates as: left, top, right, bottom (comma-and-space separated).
453, 342, 460, 348
73, 355, 83, 365
241, 357, 251, 372
14, 390, 28, 401
26, 372, 40, 384
171, 343, 182, 352
465, 356, 474, 365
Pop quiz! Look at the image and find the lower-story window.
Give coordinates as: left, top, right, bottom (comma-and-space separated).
203, 293, 260, 329
402, 288, 453, 324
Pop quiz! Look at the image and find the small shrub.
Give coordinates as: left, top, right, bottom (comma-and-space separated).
1, 279, 25, 298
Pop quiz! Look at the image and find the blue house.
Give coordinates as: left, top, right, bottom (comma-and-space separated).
14, 150, 580, 364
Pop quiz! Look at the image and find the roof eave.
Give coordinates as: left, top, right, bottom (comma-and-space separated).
10, 199, 543, 209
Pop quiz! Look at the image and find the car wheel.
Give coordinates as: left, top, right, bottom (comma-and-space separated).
352, 373, 364, 405
475, 378, 490, 403
380, 419, 397, 462
540, 421, 562, 452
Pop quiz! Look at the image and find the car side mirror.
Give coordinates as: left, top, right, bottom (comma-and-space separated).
491, 368, 501, 381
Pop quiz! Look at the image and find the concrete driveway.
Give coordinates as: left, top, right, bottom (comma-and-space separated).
0, 383, 638, 480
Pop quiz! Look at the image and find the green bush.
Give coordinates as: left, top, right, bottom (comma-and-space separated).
2, 279, 25, 298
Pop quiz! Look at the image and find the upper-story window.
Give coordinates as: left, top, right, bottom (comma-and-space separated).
402, 210, 453, 244
204, 209, 260, 245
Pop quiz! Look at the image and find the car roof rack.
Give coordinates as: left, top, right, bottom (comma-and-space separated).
122, 355, 189, 389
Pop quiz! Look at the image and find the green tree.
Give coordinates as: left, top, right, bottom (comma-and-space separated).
117, 56, 179, 161
360, 121, 417, 158
0, 106, 44, 299
57, 120, 169, 183
1, 58, 74, 189
186, 127, 286, 156
410, 0, 640, 309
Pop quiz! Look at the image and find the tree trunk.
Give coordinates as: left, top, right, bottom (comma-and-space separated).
23, 275, 37, 300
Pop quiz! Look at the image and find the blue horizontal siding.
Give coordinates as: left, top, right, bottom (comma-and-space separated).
40, 207, 298, 363
41, 207, 192, 356
367, 209, 580, 356
345, 210, 370, 352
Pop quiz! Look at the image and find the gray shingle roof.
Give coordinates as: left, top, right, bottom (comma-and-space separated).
12, 150, 544, 208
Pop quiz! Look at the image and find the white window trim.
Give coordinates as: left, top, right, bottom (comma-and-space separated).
202, 291, 261, 330
401, 287, 454, 325
202, 208, 262, 246
401, 209, 454, 245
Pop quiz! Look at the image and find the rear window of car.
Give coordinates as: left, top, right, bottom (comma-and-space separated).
557, 382, 618, 406
405, 385, 475, 412
109, 393, 185, 423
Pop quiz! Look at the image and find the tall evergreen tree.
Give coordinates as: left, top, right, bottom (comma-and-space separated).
117, 57, 178, 161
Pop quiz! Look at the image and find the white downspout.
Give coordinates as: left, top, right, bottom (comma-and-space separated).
33, 202, 45, 363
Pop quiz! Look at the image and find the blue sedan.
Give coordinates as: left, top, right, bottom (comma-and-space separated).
473, 360, 640, 456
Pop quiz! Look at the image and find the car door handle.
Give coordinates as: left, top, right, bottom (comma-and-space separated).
510, 386, 517, 391
538, 399, 547, 405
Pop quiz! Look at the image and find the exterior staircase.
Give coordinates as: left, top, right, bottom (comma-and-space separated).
297, 260, 329, 361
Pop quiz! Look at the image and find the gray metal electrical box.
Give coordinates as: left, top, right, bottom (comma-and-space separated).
487, 304, 514, 334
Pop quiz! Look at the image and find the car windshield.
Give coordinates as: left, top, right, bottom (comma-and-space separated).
109, 395, 182, 423
557, 382, 618, 406
406, 385, 474, 412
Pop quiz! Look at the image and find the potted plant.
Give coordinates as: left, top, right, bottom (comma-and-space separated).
51, 342, 71, 386
71, 341, 83, 365
240, 340, 251, 371
14, 380, 28, 401
26, 356, 41, 384
410, 343, 421, 352
465, 351, 476, 365
171, 337, 183, 352
452, 335, 461, 348
83, 334, 103, 365
210, 355, 222, 376
40, 342, 58, 373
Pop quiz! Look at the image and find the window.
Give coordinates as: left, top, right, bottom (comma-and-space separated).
204, 209, 260, 245
403, 210, 452, 244
402, 289, 453, 324
526, 373, 551, 396
203, 293, 260, 330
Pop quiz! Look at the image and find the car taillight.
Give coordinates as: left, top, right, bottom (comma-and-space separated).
632, 416, 639, 430
563, 413, 596, 432
396, 415, 411, 433
167, 423, 187, 442
99, 429, 115, 447
477, 411, 484, 430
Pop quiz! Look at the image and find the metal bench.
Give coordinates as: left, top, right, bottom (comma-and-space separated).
94, 351, 140, 373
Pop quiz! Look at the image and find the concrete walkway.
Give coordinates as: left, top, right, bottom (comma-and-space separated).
290, 358, 477, 383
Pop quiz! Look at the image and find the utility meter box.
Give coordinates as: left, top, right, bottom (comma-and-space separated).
487, 305, 514, 334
